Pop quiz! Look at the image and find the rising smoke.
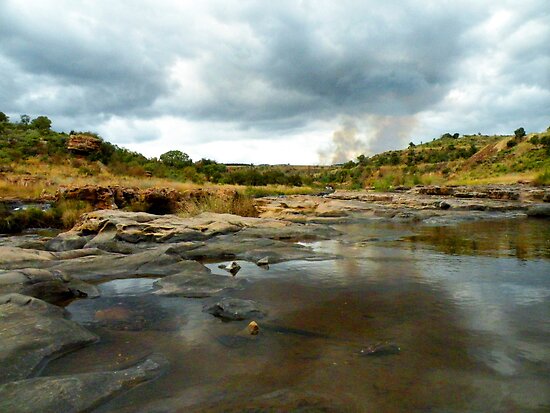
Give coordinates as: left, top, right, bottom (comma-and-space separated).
319, 115, 418, 164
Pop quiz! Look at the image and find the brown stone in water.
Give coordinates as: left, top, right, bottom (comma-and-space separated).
247, 321, 259, 335
95, 307, 132, 322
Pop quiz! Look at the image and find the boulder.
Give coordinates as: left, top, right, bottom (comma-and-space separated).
0, 294, 98, 384
204, 298, 265, 321
0, 355, 168, 413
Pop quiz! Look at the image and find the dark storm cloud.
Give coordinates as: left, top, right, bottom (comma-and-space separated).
0, 0, 548, 144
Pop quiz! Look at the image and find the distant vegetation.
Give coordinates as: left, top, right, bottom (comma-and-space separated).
1, 111, 550, 198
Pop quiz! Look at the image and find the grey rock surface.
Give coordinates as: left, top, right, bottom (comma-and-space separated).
0, 355, 168, 413
0, 294, 98, 384
154, 271, 245, 298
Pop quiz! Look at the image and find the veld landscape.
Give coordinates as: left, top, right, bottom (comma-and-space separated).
1, 1, 549, 413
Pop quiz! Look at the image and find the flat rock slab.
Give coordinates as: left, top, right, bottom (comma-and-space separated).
167, 236, 336, 264
0, 246, 56, 270
154, 272, 246, 298
49, 247, 188, 282
0, 268, 99, 304
0, 355, 168, 413
0, 294, 98, 384
204, 298, 265, 321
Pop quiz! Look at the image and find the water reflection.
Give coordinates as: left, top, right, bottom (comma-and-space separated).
42, 218, 550, 412
404, 219, 550, 259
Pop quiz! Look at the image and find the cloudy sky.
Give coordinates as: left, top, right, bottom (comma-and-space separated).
1, 1, 548, 164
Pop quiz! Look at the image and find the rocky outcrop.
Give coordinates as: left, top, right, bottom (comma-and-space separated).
54, 185, 247, 214
414, 186, 456, 196
66, 134, 102, 155
0, 355, 168, 413
0, 294, 98, 384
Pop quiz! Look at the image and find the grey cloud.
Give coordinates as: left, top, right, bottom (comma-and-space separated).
0, 0, 548, 150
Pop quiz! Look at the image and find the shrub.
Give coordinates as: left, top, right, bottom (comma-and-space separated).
514, 127, 526, 139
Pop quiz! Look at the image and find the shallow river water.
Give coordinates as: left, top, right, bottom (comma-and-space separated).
44, 218, 550, 412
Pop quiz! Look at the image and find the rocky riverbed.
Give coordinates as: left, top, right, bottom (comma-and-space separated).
0, 187, 549, 412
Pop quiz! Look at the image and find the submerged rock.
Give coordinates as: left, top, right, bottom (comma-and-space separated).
0, 294, 98, 384
0, 355, 168, 413
204, 298, 265, 321
359, 342, 401, 357
154, 271, 245, 298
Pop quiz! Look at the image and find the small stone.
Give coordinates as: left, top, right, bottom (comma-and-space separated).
247, 321, 260, 335
221, 261, 241, 276
256, 257, 269, 266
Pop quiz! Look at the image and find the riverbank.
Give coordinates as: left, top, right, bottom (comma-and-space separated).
0, 187, 549, 411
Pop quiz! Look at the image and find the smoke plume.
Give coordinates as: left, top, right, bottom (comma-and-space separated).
319, 115, 417, 164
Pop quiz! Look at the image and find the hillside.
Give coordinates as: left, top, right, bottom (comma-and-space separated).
1, 113, 549, 201
321, 129, 550, 190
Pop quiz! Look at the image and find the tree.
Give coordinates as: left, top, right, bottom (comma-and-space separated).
159, 150, 192, 168
514, 127, 526, 139
408, 142, 415, 148
0, 112, 8, 123
31, 116, 52, 130
20, 114, 30, 125
452, 133, 459, 139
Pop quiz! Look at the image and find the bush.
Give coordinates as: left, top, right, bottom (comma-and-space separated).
514, 127, 526, 139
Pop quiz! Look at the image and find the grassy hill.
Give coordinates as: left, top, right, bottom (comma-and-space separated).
1, 113, 549, 202
320, 129, 550, 190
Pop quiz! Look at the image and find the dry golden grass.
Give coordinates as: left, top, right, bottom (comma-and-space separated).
178, 193, 258, 217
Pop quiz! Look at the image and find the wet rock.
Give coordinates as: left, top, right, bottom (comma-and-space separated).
0, 294, 98, 384
218, 261, 241, 275
50, 247, 187, 282
168, 236, 336, 264
359, 342, 401, 357
526, 204, 550, 218
0, 355, 168, 413
204, 298, 265, 321
154, 271, 245, 298
0, 268, 99, 303
256, 256, 269, 266
247, 320, 260, 335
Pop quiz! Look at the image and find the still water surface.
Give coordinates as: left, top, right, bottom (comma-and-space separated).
45, 218, 550, 412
